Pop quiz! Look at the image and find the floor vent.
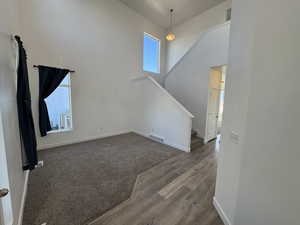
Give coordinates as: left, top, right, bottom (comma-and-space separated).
149, 134, 164, 143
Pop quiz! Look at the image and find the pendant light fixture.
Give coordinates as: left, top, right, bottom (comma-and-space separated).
166, 9, 176, 41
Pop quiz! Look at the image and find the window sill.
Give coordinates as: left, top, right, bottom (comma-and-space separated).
47, 128, 73, 135
143, 70, 161, 75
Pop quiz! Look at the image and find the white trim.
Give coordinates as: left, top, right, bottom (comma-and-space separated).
204, 65, 226, 144
37, 130, 130, 150
131, 75, 194, 118
17, 171, 29, 225
47, 128, 73, 135
38, 130, 191, 152
213, 197, 232, 225
134, 131, 190, 152
130, 75, 148, 82
164, 140, 190, 152
144, 32, 160, 42
68, 74, 73, 131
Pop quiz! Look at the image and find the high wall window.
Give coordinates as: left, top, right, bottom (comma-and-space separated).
45, 74, 73, 133
143, 33, 160, 74
226, 8, 232, 21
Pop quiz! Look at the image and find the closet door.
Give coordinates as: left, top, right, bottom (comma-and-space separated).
0, 112, 13, 225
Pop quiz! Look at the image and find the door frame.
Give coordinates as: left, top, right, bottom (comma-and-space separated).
204, 65, 226, 143
0, 111, 14, 225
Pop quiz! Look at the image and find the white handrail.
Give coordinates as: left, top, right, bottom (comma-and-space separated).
131, 75, 194, 118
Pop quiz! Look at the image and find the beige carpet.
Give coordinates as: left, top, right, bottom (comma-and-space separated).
23, 133, 182, 225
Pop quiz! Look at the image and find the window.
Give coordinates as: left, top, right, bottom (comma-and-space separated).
143, 33, 160, 74
226, 8, 232, 21
45, 74, 73, 133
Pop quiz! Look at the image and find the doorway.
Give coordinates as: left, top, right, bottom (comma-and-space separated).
205, 65, 227, 143
0, 112, 13, 225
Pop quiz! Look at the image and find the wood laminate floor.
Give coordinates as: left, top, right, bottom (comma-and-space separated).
89, 136, 223, 225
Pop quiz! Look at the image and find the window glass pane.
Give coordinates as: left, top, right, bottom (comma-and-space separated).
45, 83, 72, 131
143, 34, 160, 73
60, 74, 70, 86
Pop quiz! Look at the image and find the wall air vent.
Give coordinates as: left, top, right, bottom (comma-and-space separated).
149, 134, 165, 143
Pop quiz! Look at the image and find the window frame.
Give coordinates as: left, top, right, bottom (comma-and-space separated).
47, 73, 73, 134
143, 32, 161, 74
226, 8, 232, 21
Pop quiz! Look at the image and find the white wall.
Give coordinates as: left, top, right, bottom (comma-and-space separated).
165, 23, 230, 140
131, 76, 193, 152
0, 1, 27, 225
214, 0, 300, 225
18, 0, 167, 149
166, 0, 232, 72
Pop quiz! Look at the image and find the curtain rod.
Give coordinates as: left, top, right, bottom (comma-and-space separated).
33, 65, 75, 73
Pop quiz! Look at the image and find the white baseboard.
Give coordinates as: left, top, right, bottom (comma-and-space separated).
164, 139, 190, 152
134, 131, 190, 152
213, 197, 232, 225
37, 130, 130, 150
17, 170, 29, 225
37, 130, 191, 152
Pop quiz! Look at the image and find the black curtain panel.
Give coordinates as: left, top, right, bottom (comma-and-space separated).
38, 65, 70, 137
15, 36, 38, 171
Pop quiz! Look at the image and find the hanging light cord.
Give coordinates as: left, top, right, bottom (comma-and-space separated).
166, 9, 175, 41
170, 9, 174, 31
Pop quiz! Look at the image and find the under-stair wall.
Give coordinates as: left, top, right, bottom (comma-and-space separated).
131, 75, 194, 152
164, 23, 230, 140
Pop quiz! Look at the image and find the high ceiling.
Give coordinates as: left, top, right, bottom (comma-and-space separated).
120, 0, 226, 28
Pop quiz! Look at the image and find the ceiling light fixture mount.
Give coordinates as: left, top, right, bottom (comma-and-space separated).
166, 9, 175, 41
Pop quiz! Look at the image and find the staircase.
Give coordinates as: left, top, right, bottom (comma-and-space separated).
87, 140, 222, 225
163, 22, 231, 143
191, 130, 204, 151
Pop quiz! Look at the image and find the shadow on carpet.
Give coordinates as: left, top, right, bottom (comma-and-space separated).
23, 133, 182, 225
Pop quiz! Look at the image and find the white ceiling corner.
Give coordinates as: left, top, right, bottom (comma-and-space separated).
120, 0, 226, 28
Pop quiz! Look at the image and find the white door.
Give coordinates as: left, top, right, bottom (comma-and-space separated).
206, 67, 222, 142
0, 32, 18, 225
0, 112, 13, 225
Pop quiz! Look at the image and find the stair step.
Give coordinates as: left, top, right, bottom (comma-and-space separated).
191, 130, 197, 137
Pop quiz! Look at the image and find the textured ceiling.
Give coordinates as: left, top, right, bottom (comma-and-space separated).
120, 0, 226, 28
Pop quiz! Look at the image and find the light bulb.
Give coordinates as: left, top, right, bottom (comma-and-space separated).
166, 32, 175, 41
